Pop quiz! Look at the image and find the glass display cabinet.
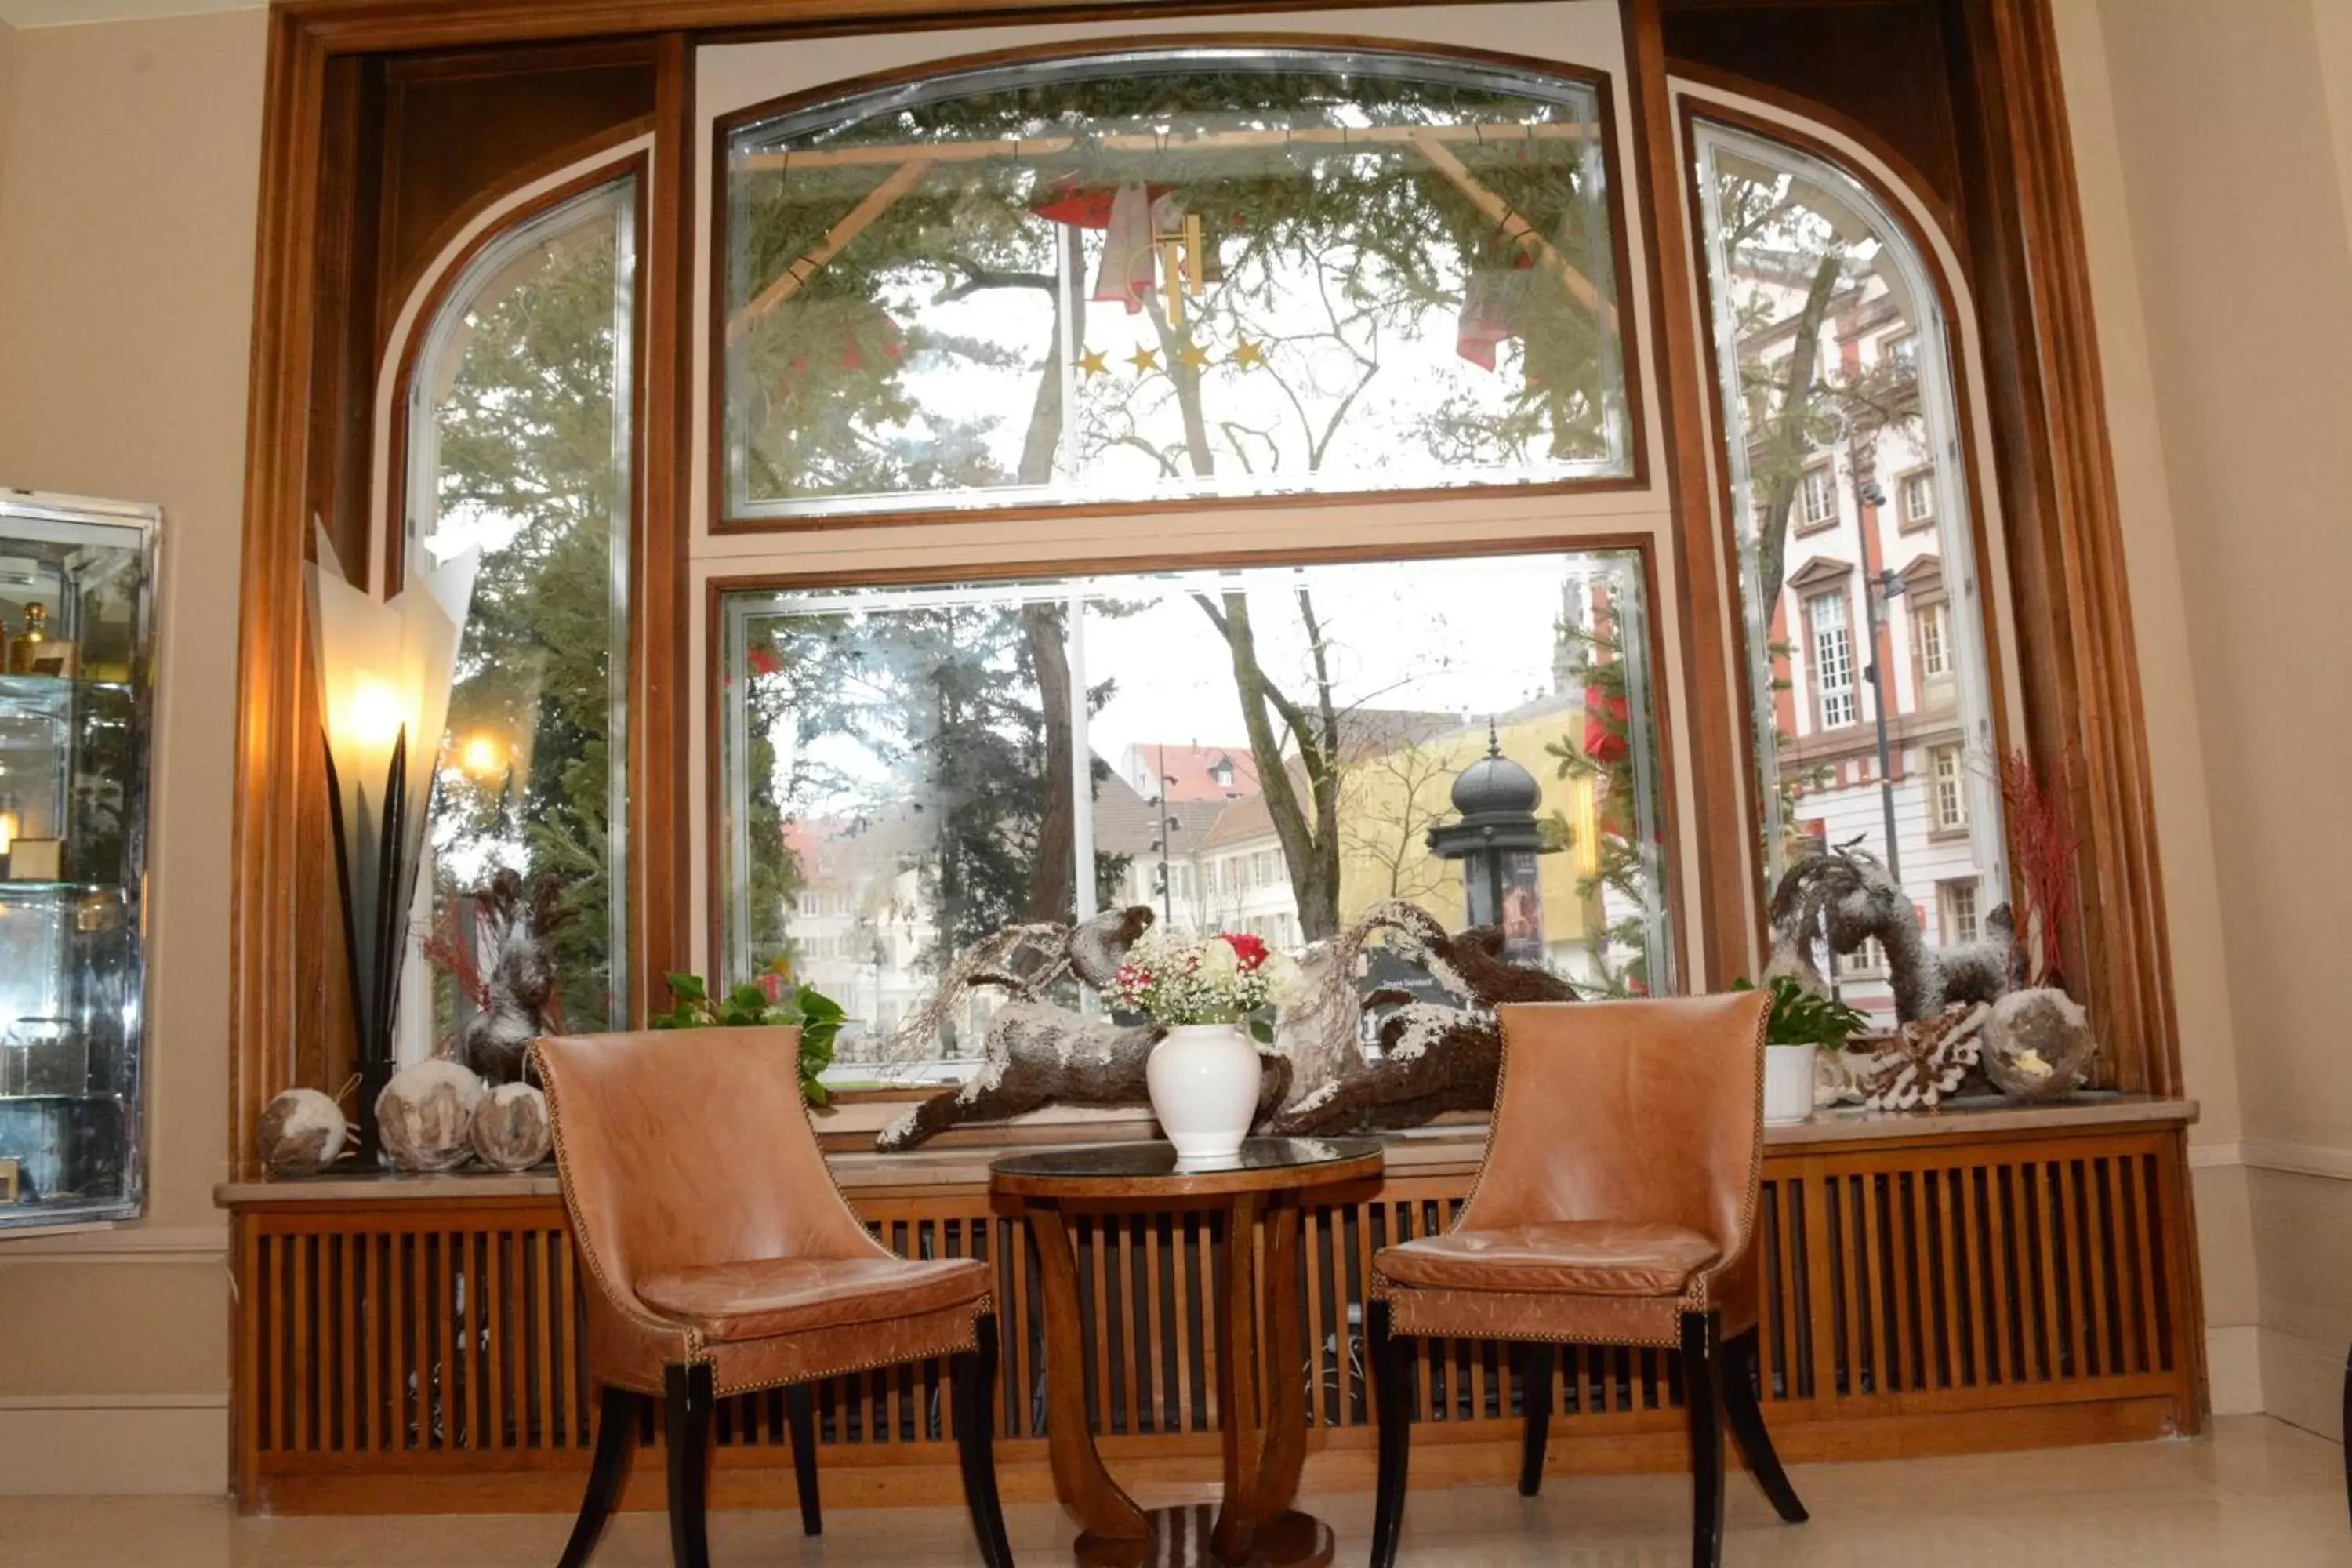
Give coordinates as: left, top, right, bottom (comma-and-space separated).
0, 489, 156, 1229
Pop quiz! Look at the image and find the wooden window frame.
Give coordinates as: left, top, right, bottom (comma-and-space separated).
706, 36, 1651, 536
230, 0, 2190, 1185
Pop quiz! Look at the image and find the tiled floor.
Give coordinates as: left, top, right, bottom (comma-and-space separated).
0, 1417, 2341, 1567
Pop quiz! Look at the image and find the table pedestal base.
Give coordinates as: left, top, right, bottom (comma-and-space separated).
1079, 1504, 1336, 1568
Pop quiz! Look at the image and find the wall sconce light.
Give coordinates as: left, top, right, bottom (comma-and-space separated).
306, 524, 475, 1162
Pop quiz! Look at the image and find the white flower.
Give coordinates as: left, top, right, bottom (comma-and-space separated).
1197, 938, 1239, 984
1261, 953, 1306, 1008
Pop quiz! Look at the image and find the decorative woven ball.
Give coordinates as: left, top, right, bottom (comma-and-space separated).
469, 1082, 553, 1172
1980, 988, 2097, 1101
256, 1087, 349, 1177
376, 1060, 486, 1172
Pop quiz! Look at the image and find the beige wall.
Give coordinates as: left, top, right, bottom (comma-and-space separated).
0, 7, 267, 1493
2063, 0, 2352, 1441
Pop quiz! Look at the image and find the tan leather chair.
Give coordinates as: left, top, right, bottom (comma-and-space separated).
535, 1028, 1012, 1568
1366, 994, 1807, 1568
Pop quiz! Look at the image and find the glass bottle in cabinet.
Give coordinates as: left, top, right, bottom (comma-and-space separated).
0, 489, 157, 1228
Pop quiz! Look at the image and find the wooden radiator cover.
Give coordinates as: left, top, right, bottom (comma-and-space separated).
229, 1123, 2204, 1514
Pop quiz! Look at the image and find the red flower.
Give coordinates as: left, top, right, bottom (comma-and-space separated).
757, 971, 783, 1004
1218, 931, 1269, 970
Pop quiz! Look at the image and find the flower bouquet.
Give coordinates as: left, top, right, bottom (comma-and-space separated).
1106, 930, 1306, 1162
1105, 929, 1305, 1035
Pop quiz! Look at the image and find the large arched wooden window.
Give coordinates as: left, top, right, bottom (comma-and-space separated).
717, 45, 1636, 521
398, 171, 640, 1039
1688, 114, 2012, 1018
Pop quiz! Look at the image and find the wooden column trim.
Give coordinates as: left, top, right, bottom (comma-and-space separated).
1949, 0, 2180, 1094
230, 9, 333, 1171
1622, 0, 1759, 989
636, 33, 695, 1020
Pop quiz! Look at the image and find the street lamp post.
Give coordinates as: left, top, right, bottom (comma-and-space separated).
1857, 479, 1907, 886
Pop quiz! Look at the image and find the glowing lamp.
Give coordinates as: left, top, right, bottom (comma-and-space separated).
307, 525, 477, 1163
458, 733, 507, 781
341, 673, 408, 750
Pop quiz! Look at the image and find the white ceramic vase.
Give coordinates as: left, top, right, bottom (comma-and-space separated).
1763, 1044, 1817, 1126
1146, 1023, 1262, 1163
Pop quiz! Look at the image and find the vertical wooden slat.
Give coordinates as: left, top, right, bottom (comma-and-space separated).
1197, 1212, 1221, 1428
2081, 1158, 2113, 1379
1170, 1213, 1195, 1433
2126, 1154, 2163, 1375
291, 1231, 313, 1454
1957, 1163, 1988, 1390
557, 1234, 581, 1449
2053, 1161, 2088, 1382
489, 1230, 510, 1447
1984, 1164, 2015, 1386
1857, 1174, 1889, 1399
1009, 1216, 1033, 1439
333, 1233, 354, 1452
1302, 1207, 1327, 1432
1142, 1213, 1166, 1433
1889, 1174, 1917, 1393
532, 1229, 555, 1450
2031, 1161, 2066, 1383
1800, 1167, 1838, 1406
1918, 1167, 1951, 1391
1089, 1216, 1114, 1434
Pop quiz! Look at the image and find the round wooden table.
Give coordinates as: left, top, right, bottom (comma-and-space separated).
991, 1137, 1385, 1568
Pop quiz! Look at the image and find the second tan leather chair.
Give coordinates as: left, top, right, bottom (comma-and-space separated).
1366, 994, 1807, 1568
535, 1027, 1013, 1568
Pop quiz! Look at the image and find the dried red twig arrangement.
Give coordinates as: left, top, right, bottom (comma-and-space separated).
419, 902, 490, 1016
1998, 750, 2079, 989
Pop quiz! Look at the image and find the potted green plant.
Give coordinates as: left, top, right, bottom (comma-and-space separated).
652, 961, 844, 1106
1733, 976, 1871, 1124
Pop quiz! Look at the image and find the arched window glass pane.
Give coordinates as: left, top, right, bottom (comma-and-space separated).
722, 48, 1630, 520
408, 177, 635, 1039
1690, 121, 2005, 1022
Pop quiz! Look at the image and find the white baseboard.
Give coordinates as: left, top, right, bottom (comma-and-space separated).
0, 1396, 227, 1495
2205, 1323, 2267, 1415
2256, 1327, 2347, 1443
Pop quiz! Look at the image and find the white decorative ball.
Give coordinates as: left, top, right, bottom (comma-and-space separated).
257, 1087, 349, 1177
469, 1082, 553, 1172
376, 1059, 485, 1172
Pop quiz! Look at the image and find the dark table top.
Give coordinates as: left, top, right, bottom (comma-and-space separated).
988, 1136, 1385, 1201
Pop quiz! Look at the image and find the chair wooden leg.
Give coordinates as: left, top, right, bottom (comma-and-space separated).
663, 1363, 714, 1568
557, 1385, 644, 1568
953, 1313, 1015, 1568
1680, 1312, 1725, 1568
785, 1382, 822, 1537
1517, 1341, 1555, 1498
1721, 1327, 1808, 1523
1369, 1300, 1414, 1568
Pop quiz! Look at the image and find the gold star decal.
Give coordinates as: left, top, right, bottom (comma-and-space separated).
1178, 343, 1213, 370
1076, 347, 1108, 378
1229, 338, 1266, 369
1127, 346, 1160, 373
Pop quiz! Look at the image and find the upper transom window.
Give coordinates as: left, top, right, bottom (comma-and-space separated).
720, 46, 1632, 521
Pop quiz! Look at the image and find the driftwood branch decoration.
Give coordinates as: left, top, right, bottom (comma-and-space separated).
874, 906, 1293, 1152
1762, 844, 2011, 1023
873, 899, 1578, 1149
1267, 902, 1577, 1136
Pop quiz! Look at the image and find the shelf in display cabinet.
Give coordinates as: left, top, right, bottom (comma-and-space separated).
0, 881, 125, 896
0, 673, 132, 701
